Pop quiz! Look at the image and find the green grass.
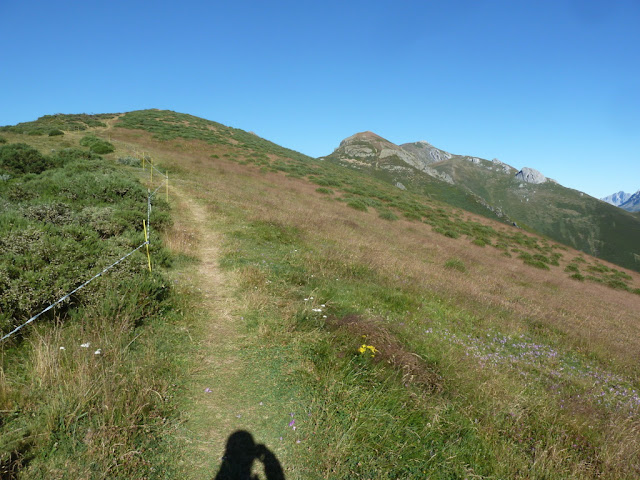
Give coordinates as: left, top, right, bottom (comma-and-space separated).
444, 257, 467, 272
210, 189, 640, 478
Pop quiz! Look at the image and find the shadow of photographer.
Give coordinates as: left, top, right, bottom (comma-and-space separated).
213, 430, 285, 480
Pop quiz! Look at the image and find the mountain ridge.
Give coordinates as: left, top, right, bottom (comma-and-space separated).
323, 130, 640, 272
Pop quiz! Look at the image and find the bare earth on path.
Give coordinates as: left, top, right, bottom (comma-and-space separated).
171, 187, 295, 480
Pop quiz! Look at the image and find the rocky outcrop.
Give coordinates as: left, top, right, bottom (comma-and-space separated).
492, 158, 516, 174
515, 167, 547, 184
400, 140, 452, 166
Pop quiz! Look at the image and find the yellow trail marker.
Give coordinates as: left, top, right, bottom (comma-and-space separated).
143, 220, 152, 272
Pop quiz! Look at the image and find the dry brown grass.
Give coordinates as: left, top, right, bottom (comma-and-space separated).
106, 128, 640, 374
102, 126, 640, 477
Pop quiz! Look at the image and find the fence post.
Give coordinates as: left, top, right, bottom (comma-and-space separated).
143, 220, 152, 272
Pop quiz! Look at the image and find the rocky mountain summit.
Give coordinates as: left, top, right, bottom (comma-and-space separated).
620, 190, 640, 212
326, 131, 546, 189
601, 191, 633, 206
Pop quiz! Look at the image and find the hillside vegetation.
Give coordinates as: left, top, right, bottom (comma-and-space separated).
0, 127, 184, 477
1, 110, 639, 478
324, 132, 640, 274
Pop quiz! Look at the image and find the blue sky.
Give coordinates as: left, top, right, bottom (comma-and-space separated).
1, 0, 638, 198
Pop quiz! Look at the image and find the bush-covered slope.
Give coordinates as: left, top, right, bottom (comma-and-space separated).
0, 133, 185, 477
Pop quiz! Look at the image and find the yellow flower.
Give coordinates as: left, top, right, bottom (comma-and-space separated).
358, 344, 378, 357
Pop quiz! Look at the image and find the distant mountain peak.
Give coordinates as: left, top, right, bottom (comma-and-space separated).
340, 131, 386, 145
619, 190, 640, 212
601, 191, 633, 207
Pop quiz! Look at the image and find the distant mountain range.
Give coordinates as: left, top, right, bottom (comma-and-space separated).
601, 190, 640, 212
322, 131, 640, 272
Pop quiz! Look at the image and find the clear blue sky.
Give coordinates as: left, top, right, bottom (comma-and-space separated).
1, 0, 638, 198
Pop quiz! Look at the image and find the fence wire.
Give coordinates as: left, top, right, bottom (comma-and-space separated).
1, 155, 168, 343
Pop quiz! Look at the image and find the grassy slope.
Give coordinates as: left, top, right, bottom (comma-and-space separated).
2, 110, 640, 478
431, 157, 640, 272
110, 110, 640, 479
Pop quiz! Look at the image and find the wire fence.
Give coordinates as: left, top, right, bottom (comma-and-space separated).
0, 152, 169, 344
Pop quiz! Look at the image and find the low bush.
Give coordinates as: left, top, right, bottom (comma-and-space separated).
0, 143, 56, 174
377, 209, 398, 221
472, 237, 488, 247
347, 199, 368, 212
519, 252, 550, 270
79, 135, 115, 154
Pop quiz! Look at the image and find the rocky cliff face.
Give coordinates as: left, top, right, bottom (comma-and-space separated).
515, 167, 547, 184
400, 140, 452, 166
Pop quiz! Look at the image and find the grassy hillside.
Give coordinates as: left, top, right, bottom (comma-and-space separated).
323, 131, 640, 273
430, 157, 640, 272
113, 110, 640, 478
2, 110, 640, 478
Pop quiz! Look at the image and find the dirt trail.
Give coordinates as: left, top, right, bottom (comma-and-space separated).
171, 191, 242, 476
171, 189, 286, 479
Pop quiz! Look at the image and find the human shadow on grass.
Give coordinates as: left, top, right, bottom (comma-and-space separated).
213, 430, 285, 480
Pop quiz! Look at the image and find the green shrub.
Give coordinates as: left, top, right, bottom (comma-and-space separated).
377, 209, 398, 221
80, 135, 115, 154
587, 263, 610, 274
346, 199, 368, 212
519, 252, 550, 270
606, 278, 630, 291
0, 143, 56, 174
0, 136, 6, 144
312, 177, 342, 187
316, 187, 333, 195
403, 211, 421, 221
611, 269, 632, 281
472, 237, 488, 247
444, 257, 466, 272
564, 264, 579, 273
570, 273, 585, 281
532, 254, 550, 264
48, 129, 64, 136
